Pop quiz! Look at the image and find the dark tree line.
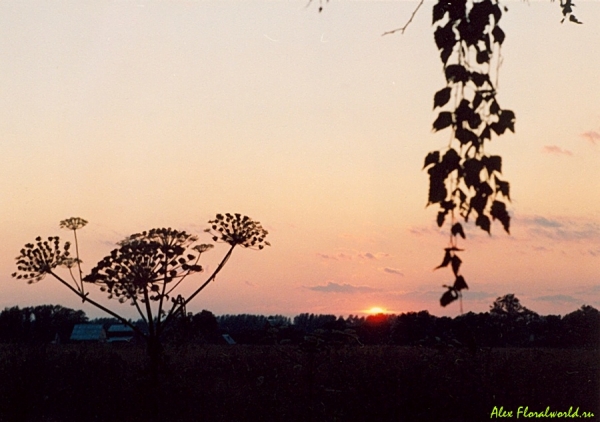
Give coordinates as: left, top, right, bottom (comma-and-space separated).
0, 305, 88, 344
0, 296, 597, 349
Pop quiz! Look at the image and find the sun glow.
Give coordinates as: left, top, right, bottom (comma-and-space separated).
366, 307, 387, 315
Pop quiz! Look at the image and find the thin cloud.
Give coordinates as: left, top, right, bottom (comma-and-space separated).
576, 284, 600, 295
518, 215, 600, 242
382, 267, 403, 276
388, 289, 493, 304
316, 252, 352, 261
318, 250, 388, 261
525, 216, 563, 228
464, 291, 497, 301
387, 289, 443, 302
581, 130, 600, 145
360, 251, 389, 260
408, 226, 432, 236
306, 282, 380, 294
542, 145, 573, 156
588, 248, 600, 257
535, 294, 581, 304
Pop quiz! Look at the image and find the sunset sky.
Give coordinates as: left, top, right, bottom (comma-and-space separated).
1, 0, 598, 320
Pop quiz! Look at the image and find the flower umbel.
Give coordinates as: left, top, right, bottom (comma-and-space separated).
12, 237, 72, 283
119, 227, 199, 248
83, 229, 204, 304
205, 213, 270, 249
59, 217, 88, 231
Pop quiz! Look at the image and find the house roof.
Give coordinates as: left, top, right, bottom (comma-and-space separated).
70, 324, 106, 341
107, 324, 135, 343
107, 337, 133, 343
107, 324, 134, 333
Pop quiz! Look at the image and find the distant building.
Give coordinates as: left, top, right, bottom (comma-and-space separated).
222, 334, 236, 345
70, 324, 107, 343
107, 324, 135, 343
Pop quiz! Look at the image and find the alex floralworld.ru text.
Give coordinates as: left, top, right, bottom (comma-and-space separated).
491, 406, 595, 418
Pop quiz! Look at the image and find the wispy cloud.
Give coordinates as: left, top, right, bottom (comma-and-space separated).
517, 215, 600, 242
317, 253, 339, 261
387, 289, 494, 305
542, 145, 573, 156
362, 251, 389, 260
464, 291, 497, 301
581, 130, 600, 145
408, 226, 432, 237
306, 282, 381, 294
532, 245, 551, 252
317, 250, 388, 262
534, 294, 582, 304
588, 248, 600, 257
316, 252, 353, 261
525, 216, 563, 228
382, 267, 403, 276
575, 284, 600, 295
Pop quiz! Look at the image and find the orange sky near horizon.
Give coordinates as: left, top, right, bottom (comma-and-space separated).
0, 0, 599, 320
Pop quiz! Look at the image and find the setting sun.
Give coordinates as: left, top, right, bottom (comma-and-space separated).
366, 307, 387, 315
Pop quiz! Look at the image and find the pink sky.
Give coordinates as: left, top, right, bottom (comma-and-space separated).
1, 1, 599, 319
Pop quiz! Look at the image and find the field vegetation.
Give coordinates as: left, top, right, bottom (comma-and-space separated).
0, 297, 597, 421
0, 343, 597, 422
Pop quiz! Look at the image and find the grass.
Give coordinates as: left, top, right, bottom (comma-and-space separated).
0, 344, 597, 421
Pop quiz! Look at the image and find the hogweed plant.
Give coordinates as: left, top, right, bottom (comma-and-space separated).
59, 217, 88, 297
13, 213, 269, 370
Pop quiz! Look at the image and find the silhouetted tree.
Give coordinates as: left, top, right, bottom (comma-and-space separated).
424, 0, 581, 308
316, 0, 582, 310
191, 310, 219, 343
217, 314, 269, 344
391, 311, 436, 345
293, 313, 339, 333
88, 317, 122, 328
490, 294, 535, 317
0, 306, 31, 343
357, 313, 394, 345
0, 305, 87, 344
537, 314, 563, 347
561, 305, 600, 349
487, 294, 538, 346
30, 305, 88, 343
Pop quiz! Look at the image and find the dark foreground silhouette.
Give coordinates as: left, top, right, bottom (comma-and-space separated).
0, 299, 597, 421
0, 343, 597, 422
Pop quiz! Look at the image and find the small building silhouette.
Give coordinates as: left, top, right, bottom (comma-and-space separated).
222, 334, 236, 345
107, 324, 135, 343
70, 324, 106, 343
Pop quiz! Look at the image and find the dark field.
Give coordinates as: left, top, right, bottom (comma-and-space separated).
0, 344, 597, 422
